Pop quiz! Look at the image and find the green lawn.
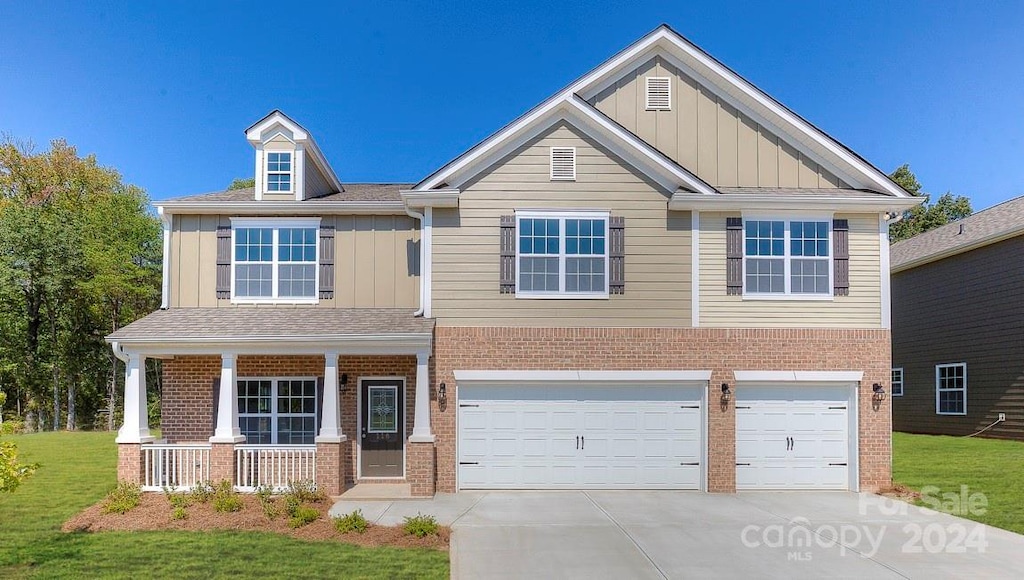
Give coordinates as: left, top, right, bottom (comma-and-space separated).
893, 432, 1024, 534
0, 432, 448, 579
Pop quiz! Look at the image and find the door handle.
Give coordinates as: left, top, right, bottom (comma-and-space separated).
785, 436, 793, 451
576, 436, 579, 450
581, 436, 584, 450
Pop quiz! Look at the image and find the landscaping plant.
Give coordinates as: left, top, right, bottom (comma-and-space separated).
212, 480, 243, 513
333, 509, 369, 534
101, 481, 142, 514
403, 513, 439, 538
288, 505, 320, 529
0, 438, 38, 494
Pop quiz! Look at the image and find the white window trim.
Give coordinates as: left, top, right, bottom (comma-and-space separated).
230, 217, 320, 304
741, 213, 834, 300
515, 210, 610, 299
891, 367, 904, 397
264, 150, 294, 194
935, 363, 967, 416
237, 376, 318, 445
549, 146, 576, 181
645, 76, 672, 111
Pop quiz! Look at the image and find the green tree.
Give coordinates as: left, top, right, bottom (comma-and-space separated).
227, 177, 255, 190
0, 438, 38, 493
888, 164, 972, 243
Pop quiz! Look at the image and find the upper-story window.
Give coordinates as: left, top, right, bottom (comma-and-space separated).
266, 152, 293, 192
516, 211, 608, 298
232, 219, 318, 302
744, 218, 831, 296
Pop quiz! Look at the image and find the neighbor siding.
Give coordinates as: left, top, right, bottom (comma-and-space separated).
891, 236, 1024, 438
589, 56, 848, 189
431, 121, 692, 327
168, 214, 419, 308
699, 212, 882, 328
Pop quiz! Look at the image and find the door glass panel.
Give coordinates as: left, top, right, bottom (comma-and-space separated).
368, 386, 398, 433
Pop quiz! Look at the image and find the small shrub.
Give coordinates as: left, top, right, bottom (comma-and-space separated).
212, 480, 243, 513
163, 487, 193, 510
285, 479, 325, 503
288, 505, 320, 529
284, 495, 301, 518
172, 506, 188, 520
333, 509, 369, 534
190, 480, 214, 504
0, 420, 25, 436
403, 513, 439, 538
0, 438, 39, 493
102, 481, 142, 514
255, 484, 278, 519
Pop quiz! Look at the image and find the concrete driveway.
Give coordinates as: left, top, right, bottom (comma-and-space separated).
331, 491, 1024, 579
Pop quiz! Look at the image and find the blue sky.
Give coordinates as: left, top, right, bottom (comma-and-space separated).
2, 1, 1022, 210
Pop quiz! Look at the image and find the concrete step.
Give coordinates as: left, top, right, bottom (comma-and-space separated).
338, 482, 412, 500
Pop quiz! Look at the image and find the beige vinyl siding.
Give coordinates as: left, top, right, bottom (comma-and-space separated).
589, 56, 849, 189
698, 212, 881, 328
168, 214, 419, 308
303, 151, 333, 198
431, 122, 692, 327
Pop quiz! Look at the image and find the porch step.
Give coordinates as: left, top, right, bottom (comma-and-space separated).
338, 483, 412, 500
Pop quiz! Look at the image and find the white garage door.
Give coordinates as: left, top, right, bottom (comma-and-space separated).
458, 383, 704, 490
736, 385, 852, 490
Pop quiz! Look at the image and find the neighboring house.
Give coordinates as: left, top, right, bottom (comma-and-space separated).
891, 196, 1024, 439
108, 25, 918, 497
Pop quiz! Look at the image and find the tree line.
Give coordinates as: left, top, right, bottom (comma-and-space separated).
0, 139, 161, 432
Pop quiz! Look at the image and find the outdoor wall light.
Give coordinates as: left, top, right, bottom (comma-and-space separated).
720, 383, 732, 403
872, 382, 886, 401
438, 382, 447, 403
340, 373, 348, 386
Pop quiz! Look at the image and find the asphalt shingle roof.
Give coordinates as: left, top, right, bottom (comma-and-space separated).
890, 195, 1024, 271
108, 308, 433, 340
166, 184, 413, 204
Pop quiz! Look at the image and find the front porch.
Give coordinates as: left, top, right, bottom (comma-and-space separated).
107, 308, 437, 496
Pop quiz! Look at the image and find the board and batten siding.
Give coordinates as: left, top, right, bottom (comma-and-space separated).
431, 122, 692, 327
698, 212, 881, 328
168, 214, 419, 308
589, 56, 848, 190
891, 236, 1024, 439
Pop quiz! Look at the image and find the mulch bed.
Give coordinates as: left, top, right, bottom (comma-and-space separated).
62, 494, 449, 551
877, 483, 922, 503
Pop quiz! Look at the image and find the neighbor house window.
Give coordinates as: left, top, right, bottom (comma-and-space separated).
516, 212, 609, 297
232, 219, 318, 301
744, 219, 831, 296
935, 363, 967, 415
266, 151, 293, 192
891, 368, 904, 397
237, 378, 317, 444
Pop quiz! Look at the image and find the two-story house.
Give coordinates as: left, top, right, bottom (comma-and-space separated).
108, 25, 919, 497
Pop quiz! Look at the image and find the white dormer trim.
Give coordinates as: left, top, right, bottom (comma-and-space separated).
245, 110, 343, 200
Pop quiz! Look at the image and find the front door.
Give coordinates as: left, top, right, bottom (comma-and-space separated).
360, 379, 404, 477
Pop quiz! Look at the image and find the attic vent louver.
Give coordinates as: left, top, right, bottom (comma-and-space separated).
550, 147, 576, 181
645, 77, 671, 110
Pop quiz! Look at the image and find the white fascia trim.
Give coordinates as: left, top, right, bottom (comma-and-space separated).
733, 370, 864, 383
879, 213, 892, 329
453, 370, 713, 383
668, 194, 921, 213
108, 333, 433, 357
400, 189, 460, 209
158, 207, 171, 309
572, 28, 909, 198
158, 201, 407, 216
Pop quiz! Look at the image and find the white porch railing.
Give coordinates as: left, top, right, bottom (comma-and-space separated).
235, 445, 317, 492
142, 444, 212, 491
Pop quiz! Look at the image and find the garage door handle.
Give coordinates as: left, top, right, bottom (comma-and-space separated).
576, 436, 579, 450
680, 462, 699, 466
680, 405, 700, 409
581, 436, 584, 449
828, 406, 847, 410
735, 406, 751, 409
459, 462, 479, 465
459, 403, 479, 408
829, 463, 847, 466
736, 463, 751, 466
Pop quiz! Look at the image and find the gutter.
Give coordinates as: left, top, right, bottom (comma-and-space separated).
157, 207, 171, 309
668, 194, 922, 213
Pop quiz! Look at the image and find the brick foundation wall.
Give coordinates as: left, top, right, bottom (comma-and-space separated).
407, 441, 436, 497
432, 326, 893, 494
117, 443, 143, 484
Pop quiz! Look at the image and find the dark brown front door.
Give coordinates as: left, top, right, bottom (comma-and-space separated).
360, 379, 404, 477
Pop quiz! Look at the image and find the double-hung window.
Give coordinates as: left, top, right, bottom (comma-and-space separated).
237, 378, 318, 444
744, 218, 831, 297
516, 211, 609, 297
266, 151, 293, 192
936, 363, 967, 415
891, 368, 904, 397
232, 219, 319, 302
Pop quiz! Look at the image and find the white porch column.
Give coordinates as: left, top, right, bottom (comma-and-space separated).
409, 351, 434, 442
210, 353, 245, 443
115, 352, 154, 444
316, 350, 345, 442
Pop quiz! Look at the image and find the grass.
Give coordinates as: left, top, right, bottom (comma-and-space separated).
0, 432, 448, 579
893, 432, 1024, 534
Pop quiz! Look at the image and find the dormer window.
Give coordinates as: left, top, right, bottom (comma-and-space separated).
266, 152, 293, 193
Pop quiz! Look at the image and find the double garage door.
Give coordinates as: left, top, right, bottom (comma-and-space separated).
457, 380, 855, 491
458, 383, 704, 490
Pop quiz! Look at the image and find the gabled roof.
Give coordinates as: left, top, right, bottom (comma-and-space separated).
891, 195, 1024, 272
416, 24, 911, 199
246, 110, 344, 194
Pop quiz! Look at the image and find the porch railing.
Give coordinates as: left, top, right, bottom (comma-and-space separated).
235, 445, 317, 492
142, 444, 212, 491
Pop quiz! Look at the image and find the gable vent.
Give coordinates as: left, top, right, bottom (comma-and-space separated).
645, 77, 671, 111
550, 147, 576, 181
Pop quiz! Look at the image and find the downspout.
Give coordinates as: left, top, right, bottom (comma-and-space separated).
110, 341, 129, 363
158, 206, 171, 310
405, 206, 425, 317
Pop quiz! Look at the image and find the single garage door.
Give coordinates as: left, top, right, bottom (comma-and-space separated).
735, 385, 853, 490
458, 383, 704, 490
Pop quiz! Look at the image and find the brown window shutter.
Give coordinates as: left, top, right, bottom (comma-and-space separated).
609, 216, 625, 294
726, 217, 743, 295
499, 215, 515, 294
833, 219, 849, 296
216, 225, 231, 299
210, 378, 221, 437
319, 225, 335, 299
